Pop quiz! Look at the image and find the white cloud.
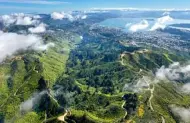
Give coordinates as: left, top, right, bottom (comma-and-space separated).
20, 91, 47, 112
162, 11, 170, 16
157, 15, 173, 24
51, 12, 87, 21
64, 13, 74, 21
154, 62, 190, 94
155, 62, 190, 81
129, 20, 149, 32
0, 13, 39, 26
28, 23, 46, 33
33, 15, 41, 19
170, 105, 190, 123
80, 36, 83, 40
16, 16, 37, 25
123, 62, 190, 93
51, 12, 74, 21
34, 42, 55, 51
81, 15, 87, 20
156, 66, 180, 81
181, 83, 190, 93
181, 65, 190, 73
76, 14, 88, 20
125, 23, 132, 27
0, 31, 53, 62
51, 12, 64, 20
123, 76, 151, 93
0, 15, 16, 25
150, 15, 174, 31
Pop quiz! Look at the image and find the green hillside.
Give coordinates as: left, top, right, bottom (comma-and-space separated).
0, 29, 189, 123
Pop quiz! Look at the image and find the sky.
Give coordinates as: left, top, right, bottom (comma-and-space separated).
0, 0, 190, 14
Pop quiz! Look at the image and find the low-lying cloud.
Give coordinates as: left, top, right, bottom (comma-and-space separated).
81, 15, 87, 19
35, 42, 55, 51
123, 62, 190, 93
162, 11, 170, 16
1, 15, 16, 25
129, 20, 149, 32
0, 31, 53, 62
155, 62, 190, 81
170, 105, 190, 123
33, 15, 41, 19
123, 76, 151, 93
181, 83, 190, 93
51, 12, 64, 20
155, 62, 190, 93
28, 23, 46, 33
155, 62, 190, 94
16, 16, 37, 25
123, 15, 174, 32
150, 15, 173, 31
51, 12, 87, 21
20, 91, 47, 112
0, 13, 40, 26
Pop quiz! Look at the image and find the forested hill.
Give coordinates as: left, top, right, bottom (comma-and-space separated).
0, 17, 190, 123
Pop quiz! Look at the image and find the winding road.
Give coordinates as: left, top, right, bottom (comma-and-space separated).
57, 110, 68, 122
120, 53, 125, 66
121, 99, 128, 119
142, 76, 155, 111
120, 53, 165, 122
161, 116, 165, 123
